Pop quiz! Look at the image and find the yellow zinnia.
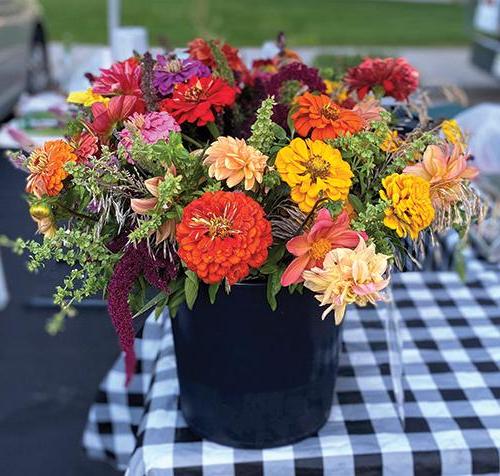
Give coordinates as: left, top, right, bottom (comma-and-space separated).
67, 88, 109, 107
441, 119, 463, 145
275, 138, 353, 213
380, 173, 434, 240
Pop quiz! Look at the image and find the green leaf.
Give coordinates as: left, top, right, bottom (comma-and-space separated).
266, 269, 283, 311
167, 291, 186, 318
154, 298, 167, 319
132, 291, 167, 318
259, 263, 278, 275
349, 194, 366, 213
184, 270, 199, 310
208, 282, 220, 304
267, 244, 286, 265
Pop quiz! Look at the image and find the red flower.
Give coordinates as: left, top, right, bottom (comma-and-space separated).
345, 57, 419, 101
74, 132, 99, 161
160, 76, 236, 126
188, 37, 247, 73
176, 191, 272, 285
92, 57, 143, 97
90, 95, 145, 139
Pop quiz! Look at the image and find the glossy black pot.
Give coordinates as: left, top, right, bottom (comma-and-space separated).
171, 282, 342, 449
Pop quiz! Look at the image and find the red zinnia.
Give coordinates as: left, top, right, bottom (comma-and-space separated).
176, 191, 272, 285
92, 57, 143, 97
160, 76, 236, 126
345, 57, 419, 102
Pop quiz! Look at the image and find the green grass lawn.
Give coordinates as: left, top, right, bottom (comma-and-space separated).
40, 0, 471, 47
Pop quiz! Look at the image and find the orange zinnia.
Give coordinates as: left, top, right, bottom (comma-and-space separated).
26, 140, 77, 198
292, 92, 364, 141
176, 191, 272, 285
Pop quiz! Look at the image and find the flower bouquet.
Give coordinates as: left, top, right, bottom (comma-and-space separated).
5, 37, 485, 447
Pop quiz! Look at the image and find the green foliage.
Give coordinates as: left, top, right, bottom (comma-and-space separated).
248, 97, 278, 156
3, 226, 119, 331
208, 283, 220, 304
208, 40, 235, 86
128, 215, 163, 243
184, 270, 199, 310
266, 266, 284, 311
167, 277, 186, 317
352, 200, 395, 257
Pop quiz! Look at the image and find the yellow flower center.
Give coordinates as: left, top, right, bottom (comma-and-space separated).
321, 104, 339, 121
28, 150, 49, 174
307, 155, 331, 180
192, 215, 238, 239
184, 84, 203, 102
310, 238, 332, 260
165, 58, 183, 73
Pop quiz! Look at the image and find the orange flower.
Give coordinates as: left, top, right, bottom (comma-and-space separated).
404, 143, 478, 208
292, 92, 364, 141
204, 136, 268, 190
26, 140, 77, 198
176, 191, 272, 285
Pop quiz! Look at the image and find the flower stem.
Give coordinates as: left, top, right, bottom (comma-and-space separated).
181, 133, 205, 149
206, 122, 220, 140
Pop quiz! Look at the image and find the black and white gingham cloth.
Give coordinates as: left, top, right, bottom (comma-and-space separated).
83, 259, 500, 475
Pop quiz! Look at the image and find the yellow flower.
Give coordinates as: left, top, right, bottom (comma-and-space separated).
303, 238, 389, 324
324, 79, 349, 103
276, 138, 353, 213
203, 136, 268, 191
380, 130, 400, 153
380, 173, 434, 240
67, 88, 109, 107
441, 119, 464, 145
29, 203, 56, 238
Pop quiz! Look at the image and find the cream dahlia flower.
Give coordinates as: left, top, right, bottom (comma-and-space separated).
203, 136, 268, 190
303, 238, 390, 325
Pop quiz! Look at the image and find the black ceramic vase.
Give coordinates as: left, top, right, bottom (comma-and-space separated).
171, 282, 342, 449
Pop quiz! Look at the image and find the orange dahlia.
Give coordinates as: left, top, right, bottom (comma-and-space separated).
176, 191, 272, 285
26, 140, 77, 198
292, 92, 364, 141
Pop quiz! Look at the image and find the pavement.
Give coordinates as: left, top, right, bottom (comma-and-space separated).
0, 155, 120, 475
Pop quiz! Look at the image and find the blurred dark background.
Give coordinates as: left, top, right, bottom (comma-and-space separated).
0, 154, 119, 474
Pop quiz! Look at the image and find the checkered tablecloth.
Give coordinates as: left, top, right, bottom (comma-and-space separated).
83, 260, 500, 476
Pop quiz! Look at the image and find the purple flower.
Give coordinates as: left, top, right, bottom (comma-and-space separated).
153, 55, 210, 96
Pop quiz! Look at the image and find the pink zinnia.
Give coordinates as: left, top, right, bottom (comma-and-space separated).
141, 111, 180, 143
93, 57, 143, 97
281, 209, 367, 286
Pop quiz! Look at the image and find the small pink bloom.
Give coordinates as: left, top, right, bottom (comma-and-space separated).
281, 209, 367, 286
353, 98, 384, 125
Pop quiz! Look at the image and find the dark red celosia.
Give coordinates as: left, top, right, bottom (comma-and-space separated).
344, 57, 419, 101
266, 62, 326, 100
107, 241, 178, 384
265, 62, 326, 129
